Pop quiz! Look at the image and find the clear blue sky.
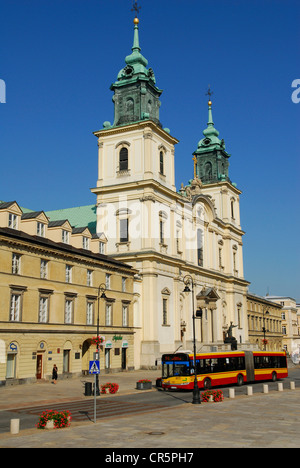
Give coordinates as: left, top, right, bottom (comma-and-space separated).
1, 0, 299, 300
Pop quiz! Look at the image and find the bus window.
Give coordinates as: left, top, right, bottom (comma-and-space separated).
162, 361, 190, 378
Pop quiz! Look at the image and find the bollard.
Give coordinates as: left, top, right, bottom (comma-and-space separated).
290, 381, 295, 390
229, 388, 235, 399
277, 382, 283, 392
10, 419, 19, 435
247, 386, 253, 396
263, 384, 269, 394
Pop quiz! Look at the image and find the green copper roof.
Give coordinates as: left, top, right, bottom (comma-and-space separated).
46, 205, 97, 234
194, 101, 224, 154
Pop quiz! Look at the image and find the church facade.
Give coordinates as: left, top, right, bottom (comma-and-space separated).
91, 17, 252, 369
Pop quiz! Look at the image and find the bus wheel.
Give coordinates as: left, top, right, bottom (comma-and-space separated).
272, 372, 277, 382
203, 378, 211, 390
237, 374, 244, 386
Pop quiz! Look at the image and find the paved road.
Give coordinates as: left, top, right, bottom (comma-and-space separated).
1, 368, 299, 434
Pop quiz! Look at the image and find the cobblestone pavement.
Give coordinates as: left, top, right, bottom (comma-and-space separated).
0, 369, 299, 449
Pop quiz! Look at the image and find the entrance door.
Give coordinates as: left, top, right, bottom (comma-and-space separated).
105, 348, 110, 369
63, 350, 70, 373
36, 354, 43, 379
6, 354, 16, 379
122, 348, 127, 370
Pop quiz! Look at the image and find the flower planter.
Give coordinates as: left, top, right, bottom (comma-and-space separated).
136, 381, 152, 390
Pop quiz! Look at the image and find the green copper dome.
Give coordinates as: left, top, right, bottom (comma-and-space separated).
110, 18, 162, 127
193, 100, 231, 185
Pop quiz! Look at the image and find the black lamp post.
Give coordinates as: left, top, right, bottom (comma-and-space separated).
262, 309, 269, 351
183, 275, 201, 405
95, 283, 107, 395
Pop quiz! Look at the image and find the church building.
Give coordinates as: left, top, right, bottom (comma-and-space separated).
91, 16, 252, 369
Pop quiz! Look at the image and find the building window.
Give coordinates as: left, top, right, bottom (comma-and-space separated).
39, 296, 49, 323
162, 298, 168, 325
87, 270, 93, 287
160, 219, 164, 244
62, 230, 69, 244
86, 301, 94, 325
99, 241, 105, 254
231, 199, 235, 219
119, 147, 128, 171
105, 303, 112, 326
37, 222, 45, 237
218, 248, 223, 269
197, 229, 203, 266
205, 162, 213, 180
10, 294, 21, 321
122, 305, 128, 327
120, 218, 129, 243
8, 213, 18, 229
66, 265, 72, 283
65, 299, 73, 324
83, 236, 89, 250
12, 253, 21, 275
122, 277, 126, 292
105, 273, 111, 289
282, 326, 287, 335
40, 260, 48, 279
159, 151, 164, 175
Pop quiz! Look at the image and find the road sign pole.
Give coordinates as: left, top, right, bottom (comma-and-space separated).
94, 373, 97, 423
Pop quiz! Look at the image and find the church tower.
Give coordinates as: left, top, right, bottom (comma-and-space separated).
92, 13, 251, 370
193, 99, 230, 184
110, 17, 163, 127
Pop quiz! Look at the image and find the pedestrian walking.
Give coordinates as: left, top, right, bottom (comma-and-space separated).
52, 364, 58, 384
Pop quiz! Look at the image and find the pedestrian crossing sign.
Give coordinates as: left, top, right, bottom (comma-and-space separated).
89, 360, 100, 374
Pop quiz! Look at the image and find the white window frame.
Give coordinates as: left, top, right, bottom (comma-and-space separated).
39, 296, 49, 323
37, 222, 45, 237
40, 259, 48, 279
83, 236, 89, 250
105, 303, 112, 326
86, 301, 94, 325
12, 253, 21, 275
8, 213, 18, 229
66, 265, 72, 283
122, 305, 128, 327
10, 294, 21, 321
62, 230, 69, 244
64, 299, 73, 324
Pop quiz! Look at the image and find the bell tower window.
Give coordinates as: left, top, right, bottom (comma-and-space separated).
119, 147, 129, 171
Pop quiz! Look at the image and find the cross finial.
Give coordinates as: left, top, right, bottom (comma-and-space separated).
206, 85, 213, 103
131, 1, 141, 18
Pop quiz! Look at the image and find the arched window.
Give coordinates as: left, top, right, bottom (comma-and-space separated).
159, 151, 164, 175
205, 162, 212, 180
119, 147, 128, 171
126, 98, 134, 117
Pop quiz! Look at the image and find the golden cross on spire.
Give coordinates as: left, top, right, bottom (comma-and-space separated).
193, 155, 197, 178
131, 1, 141, 18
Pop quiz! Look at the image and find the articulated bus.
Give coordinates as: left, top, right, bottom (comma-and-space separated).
160, 351, 288, 390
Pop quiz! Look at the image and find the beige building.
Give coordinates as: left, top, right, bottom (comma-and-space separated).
265, 296, 300, 355
247, 293, 283, 351
0, 201, 137, 385
91, 18, 252, 369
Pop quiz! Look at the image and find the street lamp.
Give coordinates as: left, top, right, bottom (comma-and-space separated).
262, 309, 269, 351
95, 283, 107, 395
183, 275, 201, 405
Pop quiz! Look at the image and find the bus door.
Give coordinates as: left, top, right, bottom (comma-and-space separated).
244, 351, 255, 382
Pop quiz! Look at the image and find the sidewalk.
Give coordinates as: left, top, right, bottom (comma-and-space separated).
0, 370, 300, 448
0, 369, 160, 410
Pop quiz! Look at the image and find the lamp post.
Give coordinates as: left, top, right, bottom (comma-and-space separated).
262, 308, 269, 351
95, 283, 107, 395
183, 275, 201, 404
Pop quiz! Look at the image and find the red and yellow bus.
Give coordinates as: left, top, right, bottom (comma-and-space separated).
160, 350, 288, 390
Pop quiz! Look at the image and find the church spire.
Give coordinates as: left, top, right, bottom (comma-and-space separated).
109, 13, 163, 128
192, 95, 231, 185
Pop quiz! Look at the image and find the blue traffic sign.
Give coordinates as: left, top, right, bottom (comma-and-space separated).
89, 360, 100, 374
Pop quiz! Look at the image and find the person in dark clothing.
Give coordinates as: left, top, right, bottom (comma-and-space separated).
52, 364, 58, 384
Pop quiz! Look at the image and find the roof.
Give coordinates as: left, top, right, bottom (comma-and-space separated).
46, 205, 97, 234
0, 227, 134, 272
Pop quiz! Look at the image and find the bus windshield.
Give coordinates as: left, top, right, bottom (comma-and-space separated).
162, 361, 190, 378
